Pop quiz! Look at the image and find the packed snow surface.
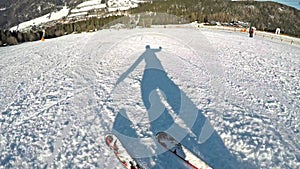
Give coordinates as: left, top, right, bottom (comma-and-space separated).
0, 27, 300, 169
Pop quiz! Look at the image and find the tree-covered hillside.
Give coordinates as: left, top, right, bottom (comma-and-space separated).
132, 0, 300, 37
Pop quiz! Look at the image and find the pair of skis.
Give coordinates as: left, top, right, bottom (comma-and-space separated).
105, 132, 212, 169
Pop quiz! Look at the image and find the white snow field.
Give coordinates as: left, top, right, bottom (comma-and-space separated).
10, 6, 70, 31
0, 26, 300, 169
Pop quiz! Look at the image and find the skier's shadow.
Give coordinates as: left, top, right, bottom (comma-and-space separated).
112, 45, 254, 169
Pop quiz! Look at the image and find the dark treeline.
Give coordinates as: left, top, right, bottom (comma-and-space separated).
1, 0, 300, 46
0, 15, 121, 46
132, 0, 300, 37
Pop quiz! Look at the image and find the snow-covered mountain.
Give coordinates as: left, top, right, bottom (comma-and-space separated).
6, 0, 147, 32
0, 25, 299, 168
68, 0, 146, 18
1, 0, 147, 30
0, 0, 79, 30
9, 6, 70, 31
2, 0, 300, 39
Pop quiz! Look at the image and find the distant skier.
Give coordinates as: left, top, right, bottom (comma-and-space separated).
275, 28, 280, 35
249, 27, 254, 38
41, 29, 46, 42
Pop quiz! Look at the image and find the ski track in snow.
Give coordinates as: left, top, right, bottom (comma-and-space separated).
0, 27, 299, 169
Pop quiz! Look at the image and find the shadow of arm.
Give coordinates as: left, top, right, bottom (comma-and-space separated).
116, 54, 144, 85
152, 47, 162, 53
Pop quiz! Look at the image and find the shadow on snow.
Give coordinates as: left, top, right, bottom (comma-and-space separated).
111, 45, 255, 169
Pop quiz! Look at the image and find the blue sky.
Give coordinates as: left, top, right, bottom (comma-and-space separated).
257, 0, 300, 10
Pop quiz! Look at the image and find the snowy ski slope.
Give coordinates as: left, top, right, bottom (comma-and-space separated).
0, 27, 300, 169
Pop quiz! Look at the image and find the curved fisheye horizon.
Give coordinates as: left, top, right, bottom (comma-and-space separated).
1, 1, 300, 169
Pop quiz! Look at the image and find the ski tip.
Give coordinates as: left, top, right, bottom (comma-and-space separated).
105, 135, 113, 146
105, 133, 117, 147
155, 131, 166, 136
104, 133, 115, 140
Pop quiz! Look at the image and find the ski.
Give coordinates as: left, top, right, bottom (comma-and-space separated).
105, 134, 141, 169
156, 132, 212, 169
